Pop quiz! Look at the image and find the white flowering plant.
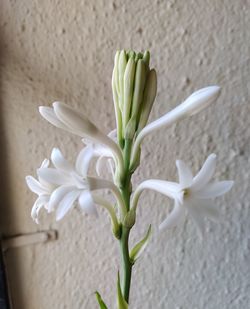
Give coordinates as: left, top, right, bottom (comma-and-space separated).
26, 50, 233, 308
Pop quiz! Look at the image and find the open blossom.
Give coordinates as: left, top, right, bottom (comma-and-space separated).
26, 159, 55, 223
132, 154, 234, 236
26, 147, 97, 222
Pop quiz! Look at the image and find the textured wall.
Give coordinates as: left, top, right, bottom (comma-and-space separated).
0, 0, 249, 308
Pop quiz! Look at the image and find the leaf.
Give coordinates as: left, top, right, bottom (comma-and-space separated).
129, 225, 152, 263
95, 291, 108, 309
117, 272, 128, 309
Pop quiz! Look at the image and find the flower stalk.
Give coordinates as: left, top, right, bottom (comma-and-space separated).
25, 49, 234, 308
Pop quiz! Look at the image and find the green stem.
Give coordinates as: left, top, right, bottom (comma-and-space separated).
119, 138, 133, 303
120, 226, 132, 303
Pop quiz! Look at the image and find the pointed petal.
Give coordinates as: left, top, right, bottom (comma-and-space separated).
53, 102, 123, 166
37, 168, 71, 185
56, 190, 80, 221
40, 159, 50, 168
185, 200, 205, 238
26, 176, 48, 195
135, 87, 220, 145
75, 146, 94, 176
194, 181, 234, 199
137, 179, 182, 201
39, 106, 68, 130
48, 185, 75, 212
108, 129, 117, 140
191, 154, 217, 191
159, 200, 185, 230
182, 86, 221, 116
53, 102, 99, 138
78, 190, 98, 216
176, 160, 193, 188
51, 148, 73, 173
31, 195, 49, 224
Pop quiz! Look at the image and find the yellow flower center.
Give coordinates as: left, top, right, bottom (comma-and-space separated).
183, 188, 190, 198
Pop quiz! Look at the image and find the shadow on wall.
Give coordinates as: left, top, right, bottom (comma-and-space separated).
0, 30, 27, 309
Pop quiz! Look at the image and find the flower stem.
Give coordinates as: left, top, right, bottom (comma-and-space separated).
120, 226, 133, 303
119, 138, 134, 303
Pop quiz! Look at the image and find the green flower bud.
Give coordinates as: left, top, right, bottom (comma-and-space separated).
142, 50, 150, 68
137, 69, 157, 132
123, 57, 136, 130
124, 115, 137, 140
131, 59, 147, 123
118, 50, 127, 110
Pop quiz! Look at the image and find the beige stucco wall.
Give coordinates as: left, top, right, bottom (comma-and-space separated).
0, 0, 249, 308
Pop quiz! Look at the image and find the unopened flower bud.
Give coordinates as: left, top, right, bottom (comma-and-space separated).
131, 60, 147, 122
137, 69, 157, 132
124, 116, 137, 140
123, 57, 136, 129
118, 50, 127, 109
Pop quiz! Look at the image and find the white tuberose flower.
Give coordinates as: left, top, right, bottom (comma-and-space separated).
132, 154, 234, 236
26, 147, 97, 222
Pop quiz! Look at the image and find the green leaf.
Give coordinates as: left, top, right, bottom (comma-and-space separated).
130, 225, 152, 263
95, 291, 108, 309
117, 272, 128, 309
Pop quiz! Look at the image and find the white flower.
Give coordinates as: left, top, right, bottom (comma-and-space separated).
132, 154, 234, 236
26, 159, 54, 223
39, 102, 124, 176
131, 86, 221, 166
26, 147, 126, 223
37, 147, 99, 221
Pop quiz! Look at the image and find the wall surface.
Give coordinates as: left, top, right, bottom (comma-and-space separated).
0, 0, 249, 308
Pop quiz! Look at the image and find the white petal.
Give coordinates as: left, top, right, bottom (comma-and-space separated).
182, 86, 221, 116
56, 190, 80, 221
40, 159, 50, 168
108, 158, 115, 178
48, 185, 75, 212
159, 200, 185, 230
26, 176, 48, 195
53, 102, 98, 138
78, 190, 98, 216
136, 179, 182, 201
53, 102, 123, 166
131, 87, 220, 165
108, 129, 117, 140
71, 172, 88, 189
39, 106, 69, 130
185, 200, 205, 238
194, 181, 234, 199
191, 154, 217, 191
96, 155, 106, 176
31, 195, 49, 224
75, 146, 94, 176
176, 160, 193, 188
37, 168, 71, 185
51, 148, 74, 173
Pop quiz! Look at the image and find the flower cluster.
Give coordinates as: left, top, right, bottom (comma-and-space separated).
26, 50, 234, 307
